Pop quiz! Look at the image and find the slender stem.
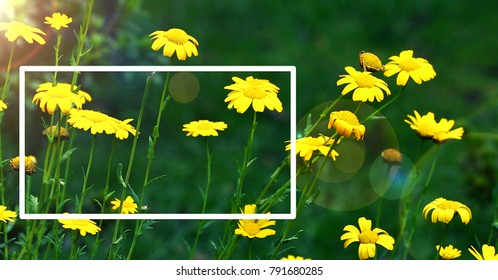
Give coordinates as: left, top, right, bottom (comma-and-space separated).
435, 223, 450, 260
304, 95, 343, 137
0, 43, 16, 206
219, 110, 258, 258
402, 145, 440, 259
362, 85, 406, 123
190, 137, 212, 259
70, 0, 94, 86
77, 135, 96, 213
52, 30, 62, 85
376, 164, 395, 228
231, 110, 258, 213
122, 72, 160, 260
270, 137, 338, 259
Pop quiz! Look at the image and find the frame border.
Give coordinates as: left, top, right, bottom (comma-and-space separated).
19, 65, 296, 220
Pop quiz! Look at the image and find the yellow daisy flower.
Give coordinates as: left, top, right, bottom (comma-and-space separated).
149, 28, 199, 60
224, 76, 282, 114
384, 50, 436, 86
340, 217, 395, 260
432, 118, 465, 143
405, 111, 464, 142
359, 51, 384, 72
436, 244, 462, 260
328, 110, 366, 140
111, 196, 138, 214
469, 244, 498, 260
9, 155, 37, 175
67, 109, 118, 135
44, 12, 73, 30
285, 136, 339, 161
404, 110, 438, 139
234, 204, 276, 239
58, 213, 101, 236
32, 82, 92, 115
112, 118, 137, 140
280, 255, 311, 260
0, 20, 46, 44
0, 100, 7, 111
182, 120, 228, 137
337, 66, 391, 102
0, 205, 17, 223
423, 197, 472, 224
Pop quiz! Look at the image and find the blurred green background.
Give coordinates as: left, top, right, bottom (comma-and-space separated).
2, 0, 498, 259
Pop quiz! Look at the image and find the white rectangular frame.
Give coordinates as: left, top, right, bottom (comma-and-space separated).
19, 65, 296, 220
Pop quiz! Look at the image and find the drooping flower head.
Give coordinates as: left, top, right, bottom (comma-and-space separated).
423, 197, 472, 224
182, 120, 228, 137
328, 110, 366, 140
0, 20, 46, 44
337, 66, 391, 102
384, 50, 436, 86
58, 213, 101, 236
280, 255, 311, 260
340, 217, 395, 260
111, 196, 138, 214
9, 155, 37, 175
224, 76, 282, 114
469, 244, 498, 260
285, 136, 339, 161
234, 204, 276, 239
0, 205, 17, 223
32, 82, 92, 115
149, 28, 199, 60
44, 12, 73, 30
436, 244, 462, 260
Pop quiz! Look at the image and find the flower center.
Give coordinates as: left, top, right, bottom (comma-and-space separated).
244, 86, 266, 99
244, 222, 260, 235
438, 200, 460, 210
359, 230, 379, 244
354, 73, 376, 88
198, 123, 213, 130
165, 28, 189, 45
399, 57, 421, 71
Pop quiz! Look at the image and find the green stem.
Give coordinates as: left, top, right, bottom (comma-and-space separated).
219, 110, 258, 258
435, 223, 450, 260
190, 138, 212, 259
70, 0, 94, 86
52, 30, 62, 85
402, 144, 440, 259
0, 43, 16, 206
376, 164, 395, 228
270, 137, 338, 259
231, 110, 258, 213
77, 135, 96, 213
362, 85, 406, 123
304, 95, 343, 137
117, 72, 157, 260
